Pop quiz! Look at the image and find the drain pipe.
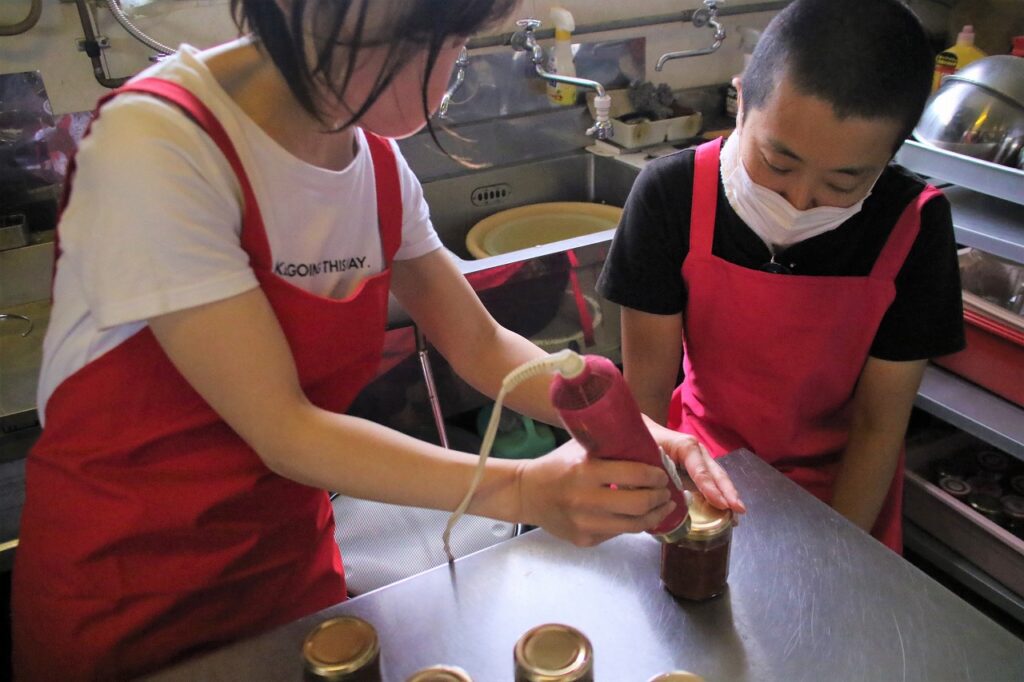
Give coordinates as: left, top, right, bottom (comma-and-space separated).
0, 0, 42, 36
74, 0, 129, 89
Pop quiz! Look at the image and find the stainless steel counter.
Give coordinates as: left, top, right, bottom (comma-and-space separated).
146, 450, 1024, 682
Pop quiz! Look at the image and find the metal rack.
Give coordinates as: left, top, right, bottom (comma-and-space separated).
947, 186, 1024, 265
896, 140, 1024, 465
896, 139, 1024, 628
895, 140, 1024, 206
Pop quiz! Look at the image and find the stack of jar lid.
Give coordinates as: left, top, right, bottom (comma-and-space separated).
932, 448, 1024, 538
301, 617, 708, 681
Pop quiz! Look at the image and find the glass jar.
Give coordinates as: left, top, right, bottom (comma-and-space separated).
976, 449, 1011, 476
939, 476, 973, 501
1000, 494, 1024, 532
966, 475, 1004, 499
660, 492, 734, 601
648, 672, 707, 682
967, 493, 1006, 526
514, 623, 593, 682
302, 616, 382, 682
406, 665, 473, 682
933, 452, 976, 483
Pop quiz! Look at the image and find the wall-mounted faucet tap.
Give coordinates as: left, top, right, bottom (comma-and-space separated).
655, 0, 727, 71
510, 18, 614, 141
438, 47, 470, 119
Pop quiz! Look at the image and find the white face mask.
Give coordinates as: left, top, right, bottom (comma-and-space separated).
719, 132, 877, 250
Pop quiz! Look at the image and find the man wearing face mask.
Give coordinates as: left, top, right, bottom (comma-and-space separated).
598, 0, 965, 552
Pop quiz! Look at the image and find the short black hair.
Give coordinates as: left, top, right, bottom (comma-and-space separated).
742, 0, 933, 148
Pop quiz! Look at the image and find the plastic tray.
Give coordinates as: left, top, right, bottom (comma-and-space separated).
933, 249, 1024, 407
903, 433, 1023, 599
934, 308, 1024, 407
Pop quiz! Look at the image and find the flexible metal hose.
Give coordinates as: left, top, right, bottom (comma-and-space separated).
104, 0, 175, 55
0, 0, 42, 36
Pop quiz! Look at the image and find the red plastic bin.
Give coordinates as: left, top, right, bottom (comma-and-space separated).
933, 308, 1024, 407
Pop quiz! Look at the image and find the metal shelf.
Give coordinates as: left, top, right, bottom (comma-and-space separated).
916, 365, 1024, 463
947, 186, 1024, 264
904, 521, 1024, 629
896, 140, 1024, 207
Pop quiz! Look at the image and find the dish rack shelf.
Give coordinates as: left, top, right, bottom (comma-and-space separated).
895, 140, 1024, 206
895, 139, 1024, 466
946, 186, 1024, 265
896, 139, 1024, 629
915, 365, 1024, 461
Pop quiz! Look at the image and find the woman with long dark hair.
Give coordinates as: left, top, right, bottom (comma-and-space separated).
13, 2, 743, 678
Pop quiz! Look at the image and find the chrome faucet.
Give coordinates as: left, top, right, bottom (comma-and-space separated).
510, 18, 614, 141
655, 0, 727, 71
438, 46, 470, 119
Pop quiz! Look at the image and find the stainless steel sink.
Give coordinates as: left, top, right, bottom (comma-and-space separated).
0, 299, 49, 431
422, 152, 640, 264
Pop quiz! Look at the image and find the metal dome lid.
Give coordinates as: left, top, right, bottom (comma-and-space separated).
946, 55, 1024, 111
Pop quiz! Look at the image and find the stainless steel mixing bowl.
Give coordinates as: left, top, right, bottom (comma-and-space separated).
914, 55, 1024, 168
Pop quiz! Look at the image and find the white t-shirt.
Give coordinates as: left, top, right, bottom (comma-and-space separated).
38, 42, 442, 423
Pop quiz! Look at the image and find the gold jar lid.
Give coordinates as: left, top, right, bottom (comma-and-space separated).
514, 623, 593, 681
406, 665, 473, 682
647, 672, 707, 682
684, 491, 733, 539
302, 616, 380, 680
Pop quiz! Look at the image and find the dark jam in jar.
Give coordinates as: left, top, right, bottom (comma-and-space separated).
660, 493, 733, 601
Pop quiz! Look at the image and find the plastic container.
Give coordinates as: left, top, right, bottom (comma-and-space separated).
476, 404, 557, 459
933, 25, 988, 91
547, 7, 577, 106
932, 249, 1024, 407
904, 432, 1024, 597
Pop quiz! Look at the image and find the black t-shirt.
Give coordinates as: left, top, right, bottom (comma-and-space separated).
597, 148, 966, 361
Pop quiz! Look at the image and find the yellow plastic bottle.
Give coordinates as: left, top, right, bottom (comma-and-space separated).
933, 25, 988, 91
547, 6, 577, 106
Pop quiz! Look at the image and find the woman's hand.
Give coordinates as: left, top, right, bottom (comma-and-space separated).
517, 439, 676, 547
648, 422, 747, 516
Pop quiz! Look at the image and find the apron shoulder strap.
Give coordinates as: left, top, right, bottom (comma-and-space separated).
869, 185, 944, 280
689, 137, 724, 257
362, 132, 403, 267
111, 77, 273, 270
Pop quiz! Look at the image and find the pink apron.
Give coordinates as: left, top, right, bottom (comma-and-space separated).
14, 78, 402, 680
669, 138, 941, 552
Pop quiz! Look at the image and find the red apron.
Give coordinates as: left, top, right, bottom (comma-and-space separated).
668, 138, 941, 552
13, 79, 403, 680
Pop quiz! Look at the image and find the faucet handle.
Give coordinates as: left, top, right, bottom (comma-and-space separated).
511, 18, 542, 52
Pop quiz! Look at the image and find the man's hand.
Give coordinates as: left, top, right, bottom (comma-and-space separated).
647, 420, 747, 515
